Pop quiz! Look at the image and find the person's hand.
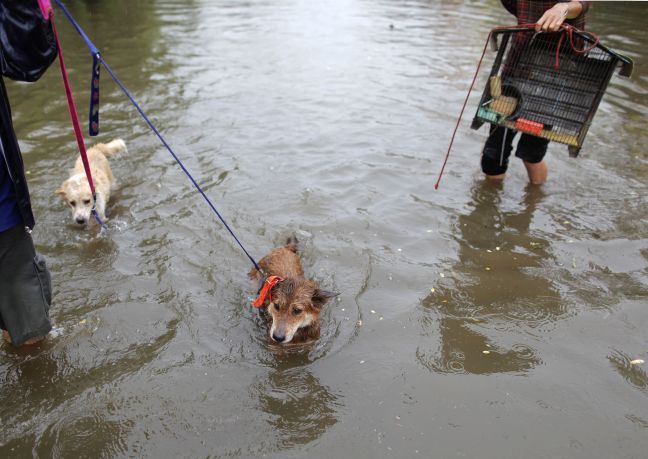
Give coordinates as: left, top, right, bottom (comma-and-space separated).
38, 0, 53, 19
536, 3, 569, 32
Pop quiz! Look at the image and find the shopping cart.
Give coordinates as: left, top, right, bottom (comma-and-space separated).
470, 25, 633, 157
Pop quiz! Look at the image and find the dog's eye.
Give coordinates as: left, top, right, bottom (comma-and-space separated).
273, 303, 280, 311
70, 200, 76, 206
292, 308, 302, 316
83, 199, 91, 205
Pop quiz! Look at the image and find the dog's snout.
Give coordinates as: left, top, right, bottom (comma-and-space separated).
75, 217, 87, 225
272, 332, 286, 343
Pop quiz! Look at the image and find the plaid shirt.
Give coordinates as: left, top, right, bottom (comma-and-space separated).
501, 1, 589, 30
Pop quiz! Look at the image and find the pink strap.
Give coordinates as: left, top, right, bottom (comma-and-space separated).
50, 11, 96, 195
38, 0, 52, 19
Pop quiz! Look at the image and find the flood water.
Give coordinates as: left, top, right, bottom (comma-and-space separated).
2, 0, 647, 457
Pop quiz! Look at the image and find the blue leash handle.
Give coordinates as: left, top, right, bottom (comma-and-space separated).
89, 53, 100, 136
53, 0, 262, 272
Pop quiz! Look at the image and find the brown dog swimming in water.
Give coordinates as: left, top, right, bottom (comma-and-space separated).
250, 237, 337, 344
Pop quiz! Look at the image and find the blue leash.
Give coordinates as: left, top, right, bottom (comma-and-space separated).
91, 196, 107, 229
53, 0, 262, 272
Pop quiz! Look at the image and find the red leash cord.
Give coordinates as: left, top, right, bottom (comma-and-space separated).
433, 27, 494, 190
48, 9, 98, 199
554, 24, 599, 69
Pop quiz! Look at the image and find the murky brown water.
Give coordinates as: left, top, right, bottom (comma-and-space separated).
2, 0, 647, 457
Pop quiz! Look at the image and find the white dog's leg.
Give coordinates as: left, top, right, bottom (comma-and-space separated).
94, 191, 108, 221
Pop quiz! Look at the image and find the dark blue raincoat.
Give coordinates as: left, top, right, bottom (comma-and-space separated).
0, 0, 57, 231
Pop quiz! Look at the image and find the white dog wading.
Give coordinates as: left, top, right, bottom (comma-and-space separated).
56, 138, 126, 225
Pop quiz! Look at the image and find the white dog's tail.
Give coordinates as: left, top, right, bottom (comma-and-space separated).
96, 138, 127, 157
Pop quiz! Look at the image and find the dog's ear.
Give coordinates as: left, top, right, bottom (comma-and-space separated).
55, 188, 66, 199
312, 289, 339, 309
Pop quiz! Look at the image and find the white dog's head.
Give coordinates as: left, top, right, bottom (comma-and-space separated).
56, 175, 104, 225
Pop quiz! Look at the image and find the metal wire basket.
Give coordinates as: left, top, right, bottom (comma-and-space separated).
471, 26, 633, 157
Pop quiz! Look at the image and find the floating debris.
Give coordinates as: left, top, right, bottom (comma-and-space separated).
495, 246, 501, 251
482, 350, 491, 354
630, 359, 645, 365
485, 267, 491, 271
440, 273, 445, 278
49, 326, 65, 338
357, 320, 363, 326
370, 310, 376, 314
359, 360, 365, 364
430, 287, 435, 293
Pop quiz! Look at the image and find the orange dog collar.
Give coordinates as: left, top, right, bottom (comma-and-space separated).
252, 276, 283, 308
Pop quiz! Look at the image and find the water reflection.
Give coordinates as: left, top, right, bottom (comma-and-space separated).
608, 350, 648, 394
251, 352, 340, 450
419, 181, 568, 374
0, 311, 179, 455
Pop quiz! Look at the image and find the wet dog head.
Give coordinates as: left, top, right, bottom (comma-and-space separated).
266, 278, 337, 344
56, 175, 100, 225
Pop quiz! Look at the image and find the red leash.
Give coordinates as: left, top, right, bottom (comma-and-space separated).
47, 5, 106, 227
433, 26, 495, 190
554, 24, 599, 69
48, 8, 97, 198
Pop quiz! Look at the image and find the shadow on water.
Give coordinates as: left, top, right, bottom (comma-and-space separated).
250, 350, 341, 451
418, 180, 567, 374
0, 313, 179, 457
608, 350, 648, 395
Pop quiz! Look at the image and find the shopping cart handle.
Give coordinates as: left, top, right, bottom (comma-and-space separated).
489, 26, 537, 51
619, 59, 633, 78
488, 24, 634, 78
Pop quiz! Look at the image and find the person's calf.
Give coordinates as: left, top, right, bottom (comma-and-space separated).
524, 159, 548, 184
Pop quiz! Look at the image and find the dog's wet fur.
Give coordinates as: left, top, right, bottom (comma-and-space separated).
56, 139, 126, 226
250, 237, 337, 344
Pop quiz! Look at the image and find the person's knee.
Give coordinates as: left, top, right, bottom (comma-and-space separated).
481, 154, 508, 176
515, 135, 548, 164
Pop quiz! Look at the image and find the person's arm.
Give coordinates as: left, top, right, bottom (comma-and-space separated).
0, 0, 57, 82
536, 1, 589, 32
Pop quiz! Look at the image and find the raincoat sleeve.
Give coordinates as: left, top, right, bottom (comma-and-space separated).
0, 0, 57, 82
